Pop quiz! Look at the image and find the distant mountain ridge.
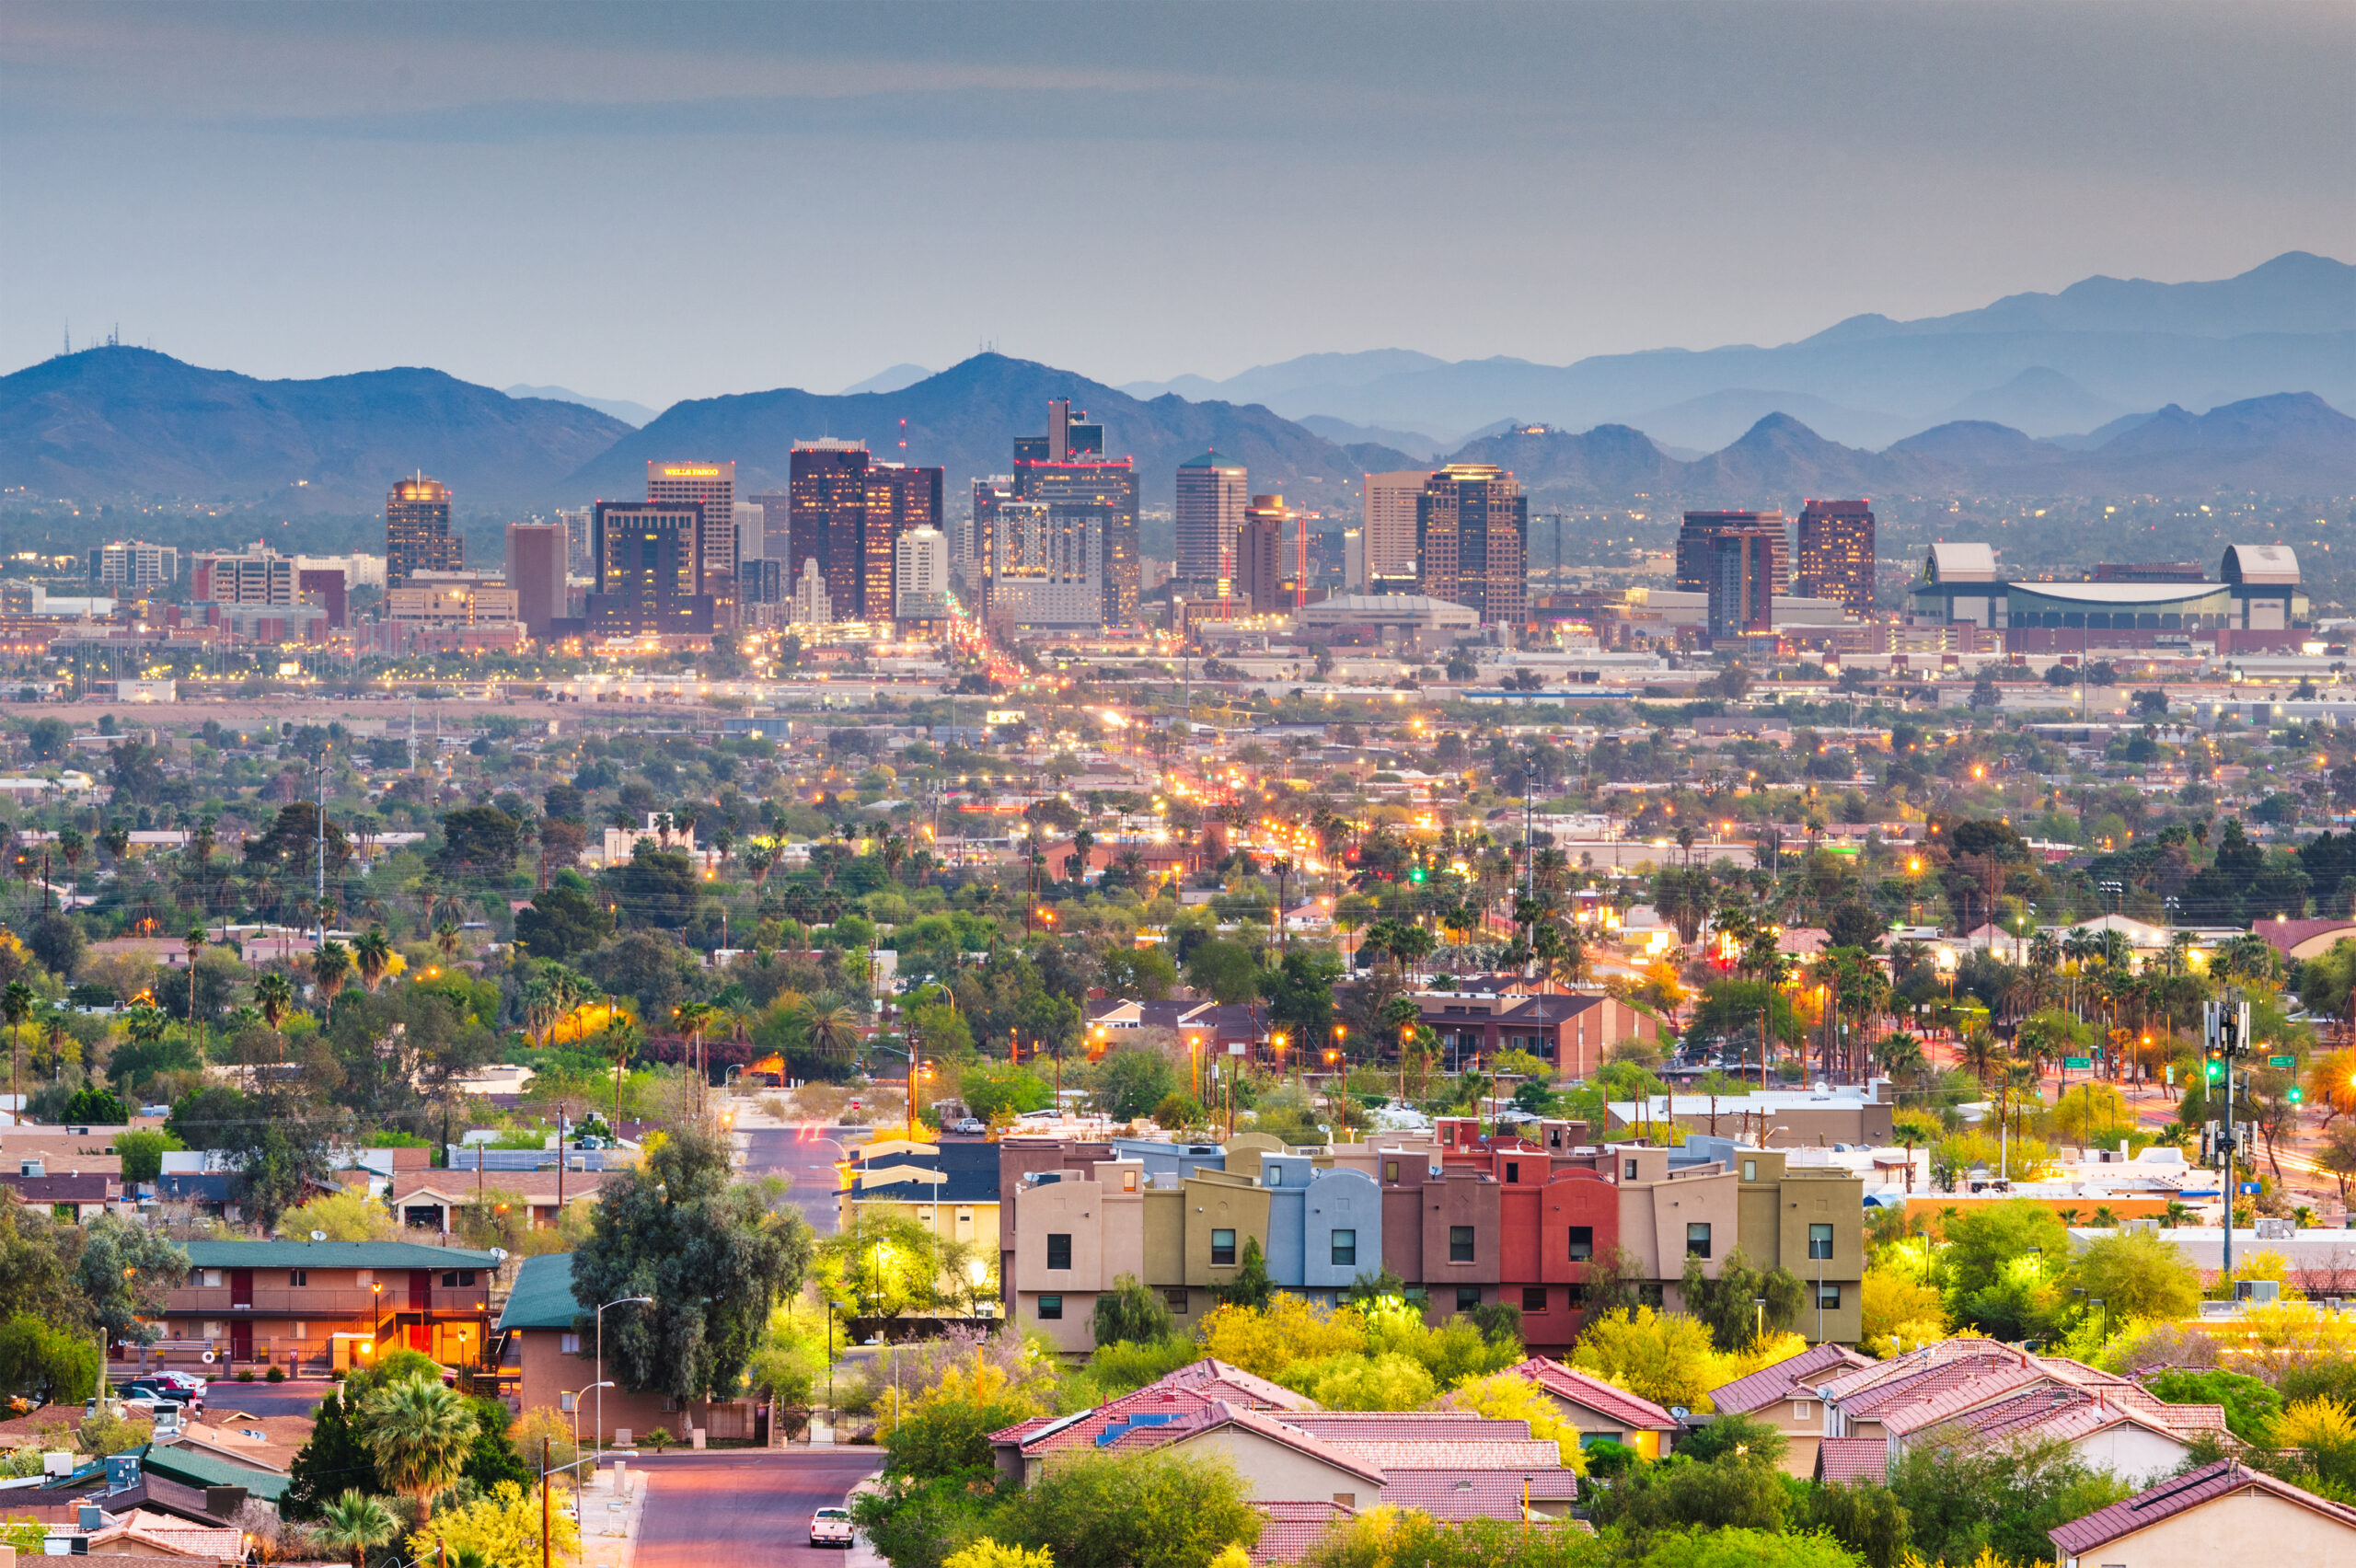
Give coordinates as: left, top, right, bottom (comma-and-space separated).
503, 384, 661, 428
1130, 252, 2356, 445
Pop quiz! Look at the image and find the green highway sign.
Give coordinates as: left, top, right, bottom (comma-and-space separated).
2062, 1057, 2092, 1070
2269, 1055, 2296, 1068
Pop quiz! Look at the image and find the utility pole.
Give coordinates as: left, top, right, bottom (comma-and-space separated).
315, 744, 328, 949
2206, 990, 2250, 1284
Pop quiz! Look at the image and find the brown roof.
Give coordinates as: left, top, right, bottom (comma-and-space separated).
1706, 1343, 1877, 1416
1815, 1436, 1890, 1484
1248, 1500, 1355, 1566
1510, 1356, 1680, 1430
2049, 1459, 2356, 1555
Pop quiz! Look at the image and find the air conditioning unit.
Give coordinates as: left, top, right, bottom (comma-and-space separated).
2235, 1279, 2281, 1304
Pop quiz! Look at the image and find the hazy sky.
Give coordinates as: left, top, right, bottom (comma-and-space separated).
4, 1, 2349, 409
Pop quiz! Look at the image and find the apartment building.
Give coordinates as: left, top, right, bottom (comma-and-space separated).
148, 1240, 498, 1375
837, 1137, 1003, 1255
1414, 988, 1671, 1078
1004, 1131, 1869, 1355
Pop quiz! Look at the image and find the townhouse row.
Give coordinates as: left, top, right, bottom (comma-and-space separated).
999, 1123, 1865, 1353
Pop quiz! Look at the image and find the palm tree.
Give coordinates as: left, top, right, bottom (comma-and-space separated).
254, 971, 295, 1031
354, 927, 394, 992
316, 1489, 398, 1568
2, 980, 30, 1112
798, 1000, 863, 1064
311, 939, 353, 1002
434, 921, 461, 961
184, 924, 205, 1030
356, 1373, 475, 1511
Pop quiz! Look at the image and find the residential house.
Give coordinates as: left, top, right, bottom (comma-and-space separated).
389, 1168, 605, 1233
1414, 989, 1669, 1079
493, 1252, 770, 1447
2047, 1458, 2356, 1567
837, 1137, 1004, 1261
148, 1239, 497, 1375
1681, 1137, 1866, 1344
0, 1169, 121, 1220
1505, 1357, 1680, 1458
1703, 1342, 1877, 1476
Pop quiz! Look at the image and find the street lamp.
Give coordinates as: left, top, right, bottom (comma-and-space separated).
595, 1297, 653, 1453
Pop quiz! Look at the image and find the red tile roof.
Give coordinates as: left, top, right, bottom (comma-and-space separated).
1248, 1500, 1355, 1566
1815, 1436, 1890, 1484
2049, 1459, 2356, 1555
1376, 1469, 1582, 1521
1510, 1356, 1679, 1430
1706, 1343, 1877, 1416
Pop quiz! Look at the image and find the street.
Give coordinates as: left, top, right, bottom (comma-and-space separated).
634, 1449, 882, 1567
738, 1124, 865, 1237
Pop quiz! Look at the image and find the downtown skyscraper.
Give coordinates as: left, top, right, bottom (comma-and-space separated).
647, 462, 736, 625
386, 473, 462, 584
1416, 464, 1527, 626
775, 442, 942, 624
1174, 450, 1248, 594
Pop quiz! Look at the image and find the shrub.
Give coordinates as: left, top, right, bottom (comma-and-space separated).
993, 1449, 1262, 1568
266, 1365, 286, 1382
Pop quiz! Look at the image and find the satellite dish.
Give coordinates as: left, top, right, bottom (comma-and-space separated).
490, 1248, 509, 1262
1669, 1406, 1691, 1422
310, 1230, 327, 1242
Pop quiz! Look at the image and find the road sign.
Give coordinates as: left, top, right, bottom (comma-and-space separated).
2269, 1055, 2296, 1069
2063, 1057, 2092, 1070
2239, 1182, 2261, 1195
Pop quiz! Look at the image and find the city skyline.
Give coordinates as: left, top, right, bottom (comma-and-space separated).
3, 3, 2347, 406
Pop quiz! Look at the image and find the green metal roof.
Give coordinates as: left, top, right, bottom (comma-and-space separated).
180, 1240, 501, 1270
1176, 450, 1246, 470
495, 1251, 584, 1333
141, 1443, 292, 1503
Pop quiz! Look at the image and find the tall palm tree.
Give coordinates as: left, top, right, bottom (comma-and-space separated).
184, 925, 205, 1030
798, 1000, 863, 1064
254, 971, 295, 1031
311, 939, 353, 1002
316, 1489, 398, 1568
434, 921, 461, 961
355, 1373, 475, 1511
354, 928, 394, 992
2, 981, 31, 1113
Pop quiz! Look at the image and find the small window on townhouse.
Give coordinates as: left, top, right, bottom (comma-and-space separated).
1637, 1283, 1666, 1309
1565, 1285, 1587, 1309
199, 1269, 225, 1288
202, 1320, 225, 1340
1266, 1166, 1283, 1186
1331, 1229, 1357, 1267
560, 1389, 577, 1412
1623, 1159, 1639, 1181
1687, 1223, 1712, 1259
1567, 1226, 1594, 1262
1038, 1295, 1063, 1320
1809, 1223, 1834, 1261
1403, 1286, 1428, 1307
287, 1270, 307, 1287
354, 1270, 373, 1287
1505, 1161, 1519, 1184
441, 1270, 479, 1288
1793, 1400, 1814, 1421
1383, 1160, 1400, 1182
1522, 1286, 1547, 1313
1455, 1286, 1481, 1311
1742, 1159, 1758, 1182
1449, 1225, 1474, 1262
560, 1332, 582, 1355
1210, 1229, 1237, 1266
1122, 1170, 1136, 1193
1818, 1283, 1842, 1309
1046, 1234, 1072, 1270
1164, 1288, 1188, 1314
291, 1320, 306, 1341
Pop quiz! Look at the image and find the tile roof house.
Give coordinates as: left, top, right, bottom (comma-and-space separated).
2048, 1458, 2356, 1567
1247, 1499, 1357, 1566
1704, 1342, 1877, 1477
1506, 1357, 1680, 1459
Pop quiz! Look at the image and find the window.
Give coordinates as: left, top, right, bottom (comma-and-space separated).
1793, 1400, 1814, 1420
560, 1389, 577, 1412
1449, 1226, 1475, 1263
560, 1332, 581, 1354
1566, 1226, 1594, 1262
1046, 1233, 1072, 1271
1383, 1160, 1400, 1182
354, 1270, 373, 1287
287, 1269, 307, 1287
1505, 1161, 1520, 1184
1403, 1286, 1428, 1307
199, 1269, 224, 1288
1331, 1229, 1357, 1267
1211, 1229, 1236, 1266
441, 1270, 478, 1287
1266, 1166, 1283, 1186
1565, 1285, 1587, 1309
1037, 1295, 1063, 1320
1623, 1159, 1639, 1181
1809, 1224, 1833, 1261
1333, 1492, 1357, 1509
290, 1320, 307, 1340
1687, 1223, 1712, 1260
1578, 1431, 1627, 1449
1455, 1287, 1481, 1311
1164, 1288, 1188, 1314
1742, 1159, 1758, 1182
1638, 1283, 1665, 1309
1818, 1283, 1842, 1309
1522, 1286, 1548, 1313
202, 1320, 224, 1340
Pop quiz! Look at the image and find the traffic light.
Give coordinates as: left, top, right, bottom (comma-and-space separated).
1408, 865, 1425, 883
2206, 1056, 2223, 1082
2290, 1085, 2304, 1105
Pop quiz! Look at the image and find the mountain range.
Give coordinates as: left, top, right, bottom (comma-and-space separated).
1121, 251, 2356, 448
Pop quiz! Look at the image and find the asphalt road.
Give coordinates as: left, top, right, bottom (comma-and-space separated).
192, 1378, 335, 1417
634, 1449, 881, 1567
740, 1125, 868, 1236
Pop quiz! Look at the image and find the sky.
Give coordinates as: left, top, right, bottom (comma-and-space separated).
2, 1, 2349, 410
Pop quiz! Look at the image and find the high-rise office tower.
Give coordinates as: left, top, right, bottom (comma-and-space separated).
1677, 511, 1788, 595
87, 542, 179, 593
1795, 499, 1876, 613
647, 463, 736, 625
968, 477, 1012, 617
1416, 465, 1528, 626
504, 522, 568, 640
1174, 451, 1249, 601
554, 508, 595, 579
387, 474, 461, 584
895, 526, 951, 623
1005, 403, 1136, 626
1705, 525, 1780, 638
865, 463, 944, 623
587, 502, 713, 636
733, 500, 767, 566
1239, 495, 1290, 612
1361, 471, 1428, 587
1013, 398, 1105, 462
788, 442, 871, 620
987, 497, 1102, 628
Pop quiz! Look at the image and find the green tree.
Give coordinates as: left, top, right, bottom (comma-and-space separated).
0, 1311, 99, 1410
1884, 1434, 2132, 1566
571, 1124, 814, 1401
1095, 1048, 1178, 1121
1184, 940, 1260, 1006
514, 882, 616, 963
1214, 1237, 1275, 1310
316, 1490, 400, 1568
2143, 1368, 2281, 1442
1634, 1528, 1861, 1568
2061, 1228, 2201, 1326
167, 1082, 342, 1232
885, 1361, 1044, 1482
1091, 1274, 1175, 1348
1260, 949, 1344, 1047
356, 1372, 477, 1510
1940, 1198, 2068, 1340
992, 1448, 1263, 1568
72, 1216, 186, 1348
609, 842, 704, 928
1679, 1250, 1807, 1353
113, 1130, 184, 1184
435, 804, 527, 881
283, 1386, 386, 1520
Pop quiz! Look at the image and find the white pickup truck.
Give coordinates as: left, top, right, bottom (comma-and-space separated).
808, 1505, 855, 1549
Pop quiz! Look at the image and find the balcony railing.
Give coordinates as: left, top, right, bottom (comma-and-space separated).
163, 1286, 490, 1316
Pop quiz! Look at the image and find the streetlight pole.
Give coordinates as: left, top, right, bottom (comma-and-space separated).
546, 1380, 611, 1568
595, 1297, 652, 1455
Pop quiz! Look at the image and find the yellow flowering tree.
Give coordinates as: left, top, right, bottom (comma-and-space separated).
1569, 1308, 1719, 1412
942, 1542, 1055, 1568
1435, 1370, 1588, 1474
410, 1480, 579, 1568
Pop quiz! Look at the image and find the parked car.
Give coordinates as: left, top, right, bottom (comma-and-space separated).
953, 1117, 986, 1136
119, 1377, 203, 1412
809, 1506, 855, 1549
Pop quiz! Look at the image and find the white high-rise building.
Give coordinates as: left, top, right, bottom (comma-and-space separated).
791, 557, 832, 626
554, 508, 595, 580
1362, 470, 1429, 585
895, 525, 951, 622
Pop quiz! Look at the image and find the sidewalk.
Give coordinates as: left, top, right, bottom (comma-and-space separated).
576, 1458, 647, 1568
